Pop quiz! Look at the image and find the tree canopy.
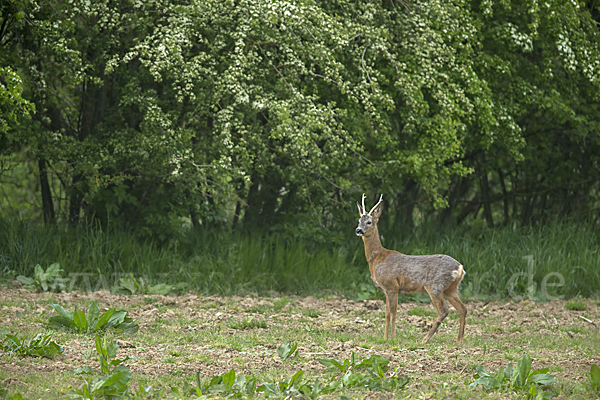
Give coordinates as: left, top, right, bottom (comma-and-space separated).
1, 0, 599, 240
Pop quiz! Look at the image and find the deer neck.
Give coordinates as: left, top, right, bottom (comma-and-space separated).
361, 224, 386, 274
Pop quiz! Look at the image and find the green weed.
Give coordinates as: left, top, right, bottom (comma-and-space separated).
47, 301, 139, 334
407, 307, 436, 317
227, 316, 267, 330
468, 354, 556, 398
16, 263, 68, 292
116, 273, 182, 295
565, 300, 587, 311
584, 364, 600, 395
277, 341, 298, 361
68, 335, 135, 399
273, 297, 290, 312
0, 330, 63, 359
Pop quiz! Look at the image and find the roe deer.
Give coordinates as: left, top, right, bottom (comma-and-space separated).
355, 194, 467, 345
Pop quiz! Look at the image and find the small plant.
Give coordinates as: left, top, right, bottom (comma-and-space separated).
16, 263, 69, 292
0, 330, 63, 359
318, 352, 409, 392
273, 296, 290, 312
227, 316, 267, 330
302, 309, 322, 318
565, 300, 587, 311
0, 391, 24, 400
468, 354, 556, 399
116, 273, 176, 295
258, 370, 338, 399
68, 335, 135, 399
407, 307, 436, 317
171, 369, 257, 397
353, 282, 384, 301
584, 364, 600, 394
47, 301, 139, 334
277, 341, 298, 361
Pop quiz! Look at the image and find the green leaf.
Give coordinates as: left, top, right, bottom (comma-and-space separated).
590, 364, 600, 385
73, 309, 88, 333
234, 373, 247, 391
16, 275, 34, 285
33, 264, 44, 280
222, 369, 236, 388
277, 341, 298, 361
468, 376, 501, 389
148, 283, 173, 295
95, 335, 106, 356
72, 366, 95, 375
113, 321, 139, 334
504, 363, 514, 381
86, 302, 100, 329
107, 341, 119, 358
49, 302, 73, 320
106, 311, 127, 327
528, 382, 538, 397
517, 354, 532, 388
45, 263, 62, 279
288, 370, 304, 388
95, 366, 131, 389
48, 316, 76, 330
528, 373, 556, 386
317, 357, 338, 370
94, 309, 115, 331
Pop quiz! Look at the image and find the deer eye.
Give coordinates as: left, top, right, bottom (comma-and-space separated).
367, 221, 372, 225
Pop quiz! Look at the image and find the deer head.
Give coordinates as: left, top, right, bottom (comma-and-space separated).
355, 194, 383, 236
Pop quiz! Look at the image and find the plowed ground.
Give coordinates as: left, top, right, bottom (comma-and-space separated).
1, 287, 599, 399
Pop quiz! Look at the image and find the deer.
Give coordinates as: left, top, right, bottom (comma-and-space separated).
355, 194, 467, 345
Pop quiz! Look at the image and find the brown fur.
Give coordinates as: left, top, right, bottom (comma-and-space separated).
356, 195, 467, 345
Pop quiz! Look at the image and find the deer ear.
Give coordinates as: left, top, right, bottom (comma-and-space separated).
371, 201, 383, 219
369, 194, 383, 219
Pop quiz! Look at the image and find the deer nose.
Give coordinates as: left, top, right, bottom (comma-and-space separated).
356, 228, 363, 236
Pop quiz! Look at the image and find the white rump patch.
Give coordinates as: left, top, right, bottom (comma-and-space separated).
452, 264, 465, 281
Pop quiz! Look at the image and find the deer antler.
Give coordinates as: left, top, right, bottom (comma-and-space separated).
368, 194, 383, 215
358, 193, 365, 216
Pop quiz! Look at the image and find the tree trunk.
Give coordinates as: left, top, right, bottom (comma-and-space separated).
38, 157, 55, 225
497, 168, 510, 225
478, 156, 494, 228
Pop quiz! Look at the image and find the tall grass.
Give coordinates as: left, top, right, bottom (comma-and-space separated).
0, 217, 598, 299
0, 218, 363, 296
382, 220, 600, 300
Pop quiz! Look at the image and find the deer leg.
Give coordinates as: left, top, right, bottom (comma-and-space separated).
388, 292, 398, 338
444, 288, 467, 345
384, 294, 391, 340
421, 290, 448, 344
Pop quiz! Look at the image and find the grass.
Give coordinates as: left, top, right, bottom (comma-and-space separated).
566, 300, 587, 311
1, 217, 599, 300
1, 291, 599, 399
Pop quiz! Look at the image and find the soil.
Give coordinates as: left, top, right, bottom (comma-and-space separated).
1, 286, 599, 396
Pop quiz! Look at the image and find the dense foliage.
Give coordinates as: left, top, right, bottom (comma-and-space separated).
1, 0, 599, 239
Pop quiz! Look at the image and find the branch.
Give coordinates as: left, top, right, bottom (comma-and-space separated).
361, 43, 372, 83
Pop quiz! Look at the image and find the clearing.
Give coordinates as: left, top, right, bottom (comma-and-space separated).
1, 287, 599, 398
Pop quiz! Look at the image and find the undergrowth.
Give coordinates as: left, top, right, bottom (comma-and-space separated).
1, 217, 599, 299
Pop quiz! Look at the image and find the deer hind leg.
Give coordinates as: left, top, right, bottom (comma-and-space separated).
444, 287, 467, 345
421, 289, 448, 344
388, 292, 398, 338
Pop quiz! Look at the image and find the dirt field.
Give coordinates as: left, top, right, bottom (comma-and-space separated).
1, 286, 599, 398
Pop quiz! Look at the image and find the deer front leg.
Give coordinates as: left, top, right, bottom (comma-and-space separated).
421, 291, 448, 344
384, 294, 391, 340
